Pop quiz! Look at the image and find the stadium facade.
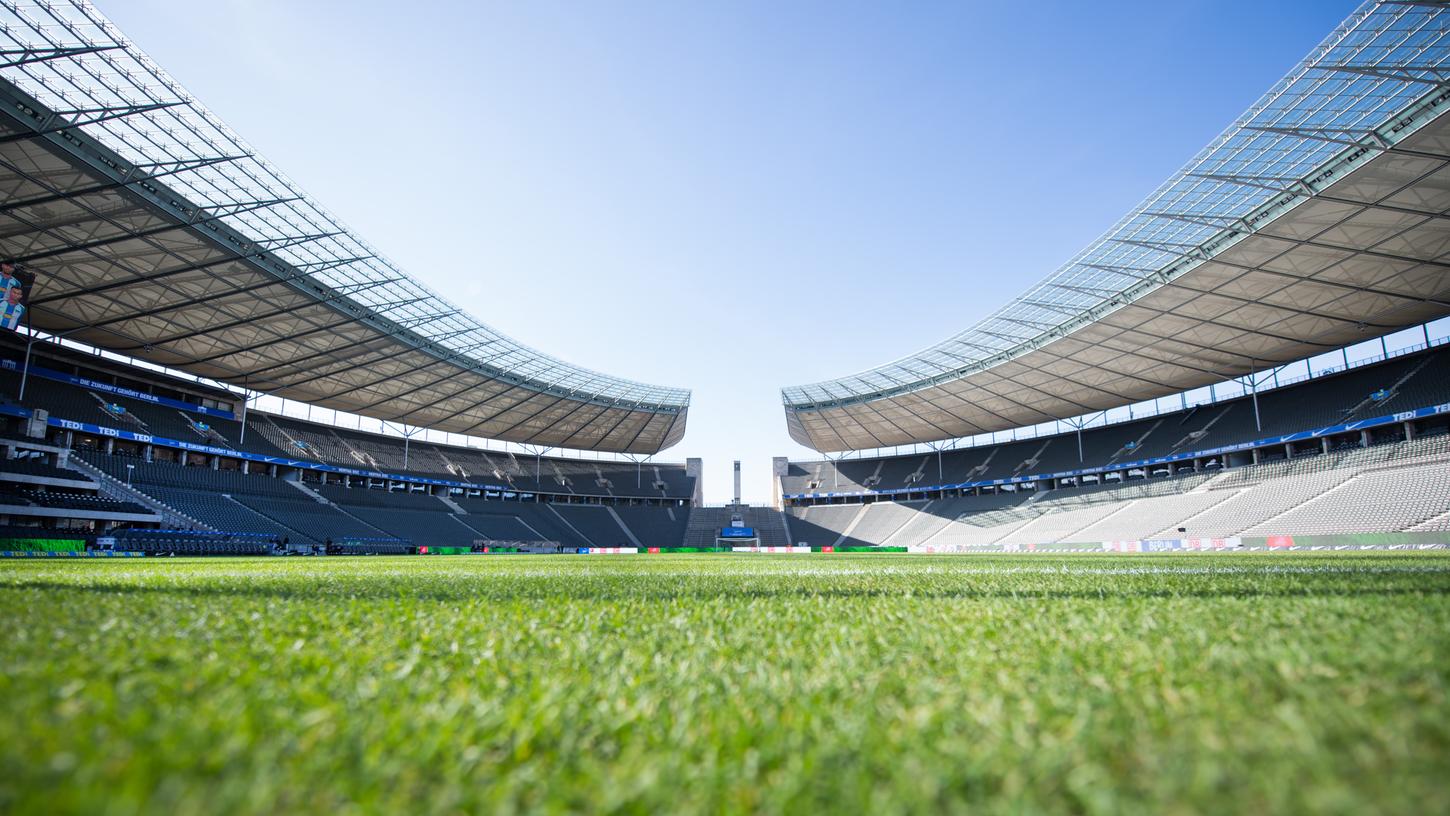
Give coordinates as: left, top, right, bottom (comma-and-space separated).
1, 0, 1448, 556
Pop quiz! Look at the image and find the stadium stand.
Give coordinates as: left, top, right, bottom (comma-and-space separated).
784, 434, 1450, 547
0, 342, 697, 507
0, 490, 150, 515
784, 347, 1450, 497
59, 449, 695, 551
613, 505, 691, 548
683, 506, 791, 548
0, 445, 164, 541
3, 0, 1448, 561
105, 530, 277, 557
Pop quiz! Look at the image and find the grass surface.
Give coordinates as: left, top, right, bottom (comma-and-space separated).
2, 552, 1449, 815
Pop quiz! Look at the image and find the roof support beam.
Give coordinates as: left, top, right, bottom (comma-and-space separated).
0, 153, 249, 215
9, 197, 303, 264
1185, 172, 1309, 196
1077, 263, 1163, 282
1314, 63, 1450, 87
0, 100, 189, 144
396, 310, 461, 330
249, 231, 346, 253
1018, 299, 1089, 317
1241, 124, 1450, 162
293, 256, 376, 274
0, 44, 124, 69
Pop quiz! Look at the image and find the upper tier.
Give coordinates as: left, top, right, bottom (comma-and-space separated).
0, 337, 694, 501
782, 3, 1450, 451
783, 344, 1450, 498
0, 3, 687, 453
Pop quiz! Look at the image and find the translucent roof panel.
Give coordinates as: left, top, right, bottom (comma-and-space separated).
782, 0, 1449, 410
0, 0, 690, 411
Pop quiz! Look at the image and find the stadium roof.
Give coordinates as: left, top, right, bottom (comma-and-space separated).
783, 0, 1450, 453
0, 0, 689, 455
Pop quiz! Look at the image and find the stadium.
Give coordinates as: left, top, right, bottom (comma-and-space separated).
2, 0, 1449, 813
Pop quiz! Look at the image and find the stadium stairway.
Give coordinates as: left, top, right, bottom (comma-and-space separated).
65, 454, 205, 530
680, 506, 793, 548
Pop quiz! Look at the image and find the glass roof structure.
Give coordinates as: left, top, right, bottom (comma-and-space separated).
0, 0, 690, 453
782, 0, 1450, 452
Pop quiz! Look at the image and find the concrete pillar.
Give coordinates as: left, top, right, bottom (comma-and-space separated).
686, 457, 703, 507
771, 456, 789, 510
1404, 421, 1416, 442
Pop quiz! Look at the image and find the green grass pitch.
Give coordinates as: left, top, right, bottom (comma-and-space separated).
3, 553, 1449, 814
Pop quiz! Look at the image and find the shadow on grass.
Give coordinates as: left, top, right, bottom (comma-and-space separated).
5, 579, 1450, 604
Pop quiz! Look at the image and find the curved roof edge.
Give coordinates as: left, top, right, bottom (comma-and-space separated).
0, 0, 691, 414
782, 0, 1446, 413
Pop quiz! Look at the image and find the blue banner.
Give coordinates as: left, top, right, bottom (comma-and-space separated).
1, 358, 237, 420
0, 402, 510, 493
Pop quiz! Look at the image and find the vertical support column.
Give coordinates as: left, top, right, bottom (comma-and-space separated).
237, 380, 249, 447
1249, 363, 1262, 433
1404, 421, 1415, 442
17, 310, 37, 402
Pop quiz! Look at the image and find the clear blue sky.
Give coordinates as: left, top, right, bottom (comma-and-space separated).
106, 0, 1358, 503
